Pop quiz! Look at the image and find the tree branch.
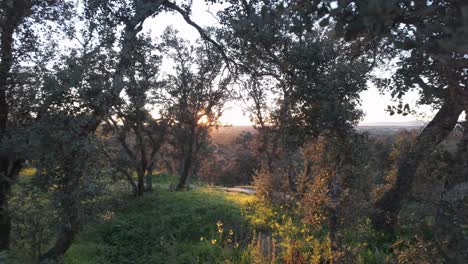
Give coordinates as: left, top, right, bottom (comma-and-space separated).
162, 0, 237, 70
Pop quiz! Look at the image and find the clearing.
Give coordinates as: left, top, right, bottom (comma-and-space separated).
65, 185, 255, 264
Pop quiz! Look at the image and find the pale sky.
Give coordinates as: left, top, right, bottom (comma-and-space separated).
142, 1, 434, 126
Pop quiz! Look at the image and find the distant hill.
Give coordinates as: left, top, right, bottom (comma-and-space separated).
210, 126, 256, 145
358, 120, 427, 127
356, 126, 422, 135
357, 121, 425, 135
210, 122, 430, 144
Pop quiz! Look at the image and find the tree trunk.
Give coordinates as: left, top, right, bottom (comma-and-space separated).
39, 171, 81, 263
125, 172, 138, 196
137, 170, 145, 196
0, 0, 31, 251
0, 172, 11, 252
329, 208, 344, 264
145, 172, 153, 192
286, 169, 297, 193
328, 166, 345, 264
176, 152, 193, 190
434, 113, 468, 263
145, 163, 154, 192
176, 127, 195, 191
374, 98, 463, 230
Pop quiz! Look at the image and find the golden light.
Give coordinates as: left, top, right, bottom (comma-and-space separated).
198, 115, 209, 125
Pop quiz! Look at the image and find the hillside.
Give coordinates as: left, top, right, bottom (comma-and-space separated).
210, 125, 425, 144
210, 126, 256, 145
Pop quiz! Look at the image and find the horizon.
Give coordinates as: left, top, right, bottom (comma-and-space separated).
214, 120, 427, 128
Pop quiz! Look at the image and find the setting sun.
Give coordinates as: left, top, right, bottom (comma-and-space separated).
198, 114, 209, 125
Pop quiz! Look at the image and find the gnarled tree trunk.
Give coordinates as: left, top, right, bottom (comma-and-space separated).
374, 98, 463, 230
434, 112, 468, 263
176, 147, 193, 190
176, 125, 196, 191
39, 169, 81, 263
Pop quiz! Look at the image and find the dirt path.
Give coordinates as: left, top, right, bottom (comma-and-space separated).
220, 186, 256, 195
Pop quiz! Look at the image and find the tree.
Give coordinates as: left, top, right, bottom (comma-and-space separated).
218, 1, 372, 260
161, 29, 231, 190
0, 0, 71, 251
30, 0, 230, 260
219, 0, 373, 190
315, 0, 468, 234
102, 33, 168, 196
300, 1, 468, 260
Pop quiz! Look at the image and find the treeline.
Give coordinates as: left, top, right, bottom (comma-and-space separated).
0, 0, 467, 263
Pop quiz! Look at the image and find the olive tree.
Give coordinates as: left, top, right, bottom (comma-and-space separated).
102, 33, 169, 196
161, 29, 231, 190
0, 0, 72, 251
218, 1, 372, 260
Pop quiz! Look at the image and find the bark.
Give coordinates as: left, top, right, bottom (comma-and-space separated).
0, 183, 10, 252
0, 0, 32, 251
434, 113, 468, 263
286, 167, 297, 193
328, 167, 345, 264
176, 125, 196, 191
145, 163, 154, 192
328, 208, 344, 264
176, 150, 193, 190
39, 170, 81, 263
326, 135, 348, 264
374, 98, 463, 230
124, 171, 138, 196
137, 170, 145, 196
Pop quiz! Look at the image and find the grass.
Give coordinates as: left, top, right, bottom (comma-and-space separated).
19, 167, 37, 177
9, 171, 401, 263
65, 183, 255, 264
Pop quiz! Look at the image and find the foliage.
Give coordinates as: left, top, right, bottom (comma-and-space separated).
101, 31, 168, 196
198, 131, 260, 186
160, 28, 231, 190
8, 179, 57, 263
1, 0, 467, 262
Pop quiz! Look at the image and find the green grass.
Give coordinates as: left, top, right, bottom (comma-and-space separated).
65, 186, 254, 264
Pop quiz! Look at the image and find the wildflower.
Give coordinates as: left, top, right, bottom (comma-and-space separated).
211, 239, 217, 244
200, 237, 204, 241
217, 221, 224, 234
101, 211, 115, 221
234, 242, 239, 248
229, 229, 234, 236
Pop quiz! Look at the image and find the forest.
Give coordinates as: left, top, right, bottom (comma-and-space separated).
0, 0, 467, 263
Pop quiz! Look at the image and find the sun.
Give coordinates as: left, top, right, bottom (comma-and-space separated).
198, 115, 209, 125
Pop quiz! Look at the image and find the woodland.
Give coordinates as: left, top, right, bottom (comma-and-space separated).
0, 0, 467, 263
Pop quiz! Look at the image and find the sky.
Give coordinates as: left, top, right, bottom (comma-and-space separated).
142, 1, 434, 126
